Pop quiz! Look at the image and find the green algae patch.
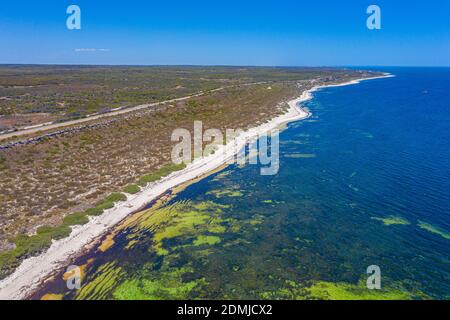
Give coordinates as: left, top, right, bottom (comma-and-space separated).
193, 235, 221, 246
259, 280, 308, 299
125, 239, 139, 250
192, 201, 230, 211
284, 153, 317, 159
75, 262, 125, 300
418, 221, 450, 240
130, 200, 231, 256
113, 267, 204, 300
249, 214, 265, 226
260, 280, 418, 300
212, 170, 232, 181
152, 210, 211, 255
207, 189, 243, 198
371, 215, 410, 226
205, 221, 227, 234
307, 281, 413, 300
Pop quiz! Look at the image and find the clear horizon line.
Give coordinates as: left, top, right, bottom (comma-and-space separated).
0, 63, 449, 68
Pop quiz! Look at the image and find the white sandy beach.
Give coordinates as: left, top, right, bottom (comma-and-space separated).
0, 74, 392, 300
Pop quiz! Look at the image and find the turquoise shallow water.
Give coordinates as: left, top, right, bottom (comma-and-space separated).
35, 68, 449, 300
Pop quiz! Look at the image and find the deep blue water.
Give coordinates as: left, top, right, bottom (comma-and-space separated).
37, 68, 449, 299
294, 67, 449, 236
270, 67, 450, 297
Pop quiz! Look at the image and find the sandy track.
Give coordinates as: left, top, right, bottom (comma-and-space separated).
0, 82, 269, 142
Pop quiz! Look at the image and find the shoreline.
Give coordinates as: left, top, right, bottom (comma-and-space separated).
0, 73, 393, 300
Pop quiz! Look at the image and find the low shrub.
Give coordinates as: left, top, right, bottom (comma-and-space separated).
138, 163, 186, 187
85, 193, 126, 217
12, 234, 52, 257
0, 224, 74, 276
0, 251, 19, 278
63, 212, 90, 226
123, 184, 140, 194
85, 206, 104, 216
36, 225, 72, 240
98, 201, 115, 210
103, 193, 127, 203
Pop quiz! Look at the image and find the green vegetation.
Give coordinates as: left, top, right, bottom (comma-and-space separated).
36, 225, 72, 240
75, 262, 125, 300
63, 212, 90, 226
104, 192, 127, 203
123, 184, 140, 194
113, 267, 204, 300
138, 163, 187, 187
133, 200, 229, 256
0, 227, 72, 277
85, 207, 106, 216
193, 235, 221, 246
207, 188, 244, 198
84, 193, 127, 216
371, 215, 410, 226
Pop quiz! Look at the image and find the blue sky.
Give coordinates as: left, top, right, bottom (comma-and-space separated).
0, 0, 449, 66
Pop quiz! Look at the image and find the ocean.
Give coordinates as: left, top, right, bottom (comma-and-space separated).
35, 68, 449, 300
